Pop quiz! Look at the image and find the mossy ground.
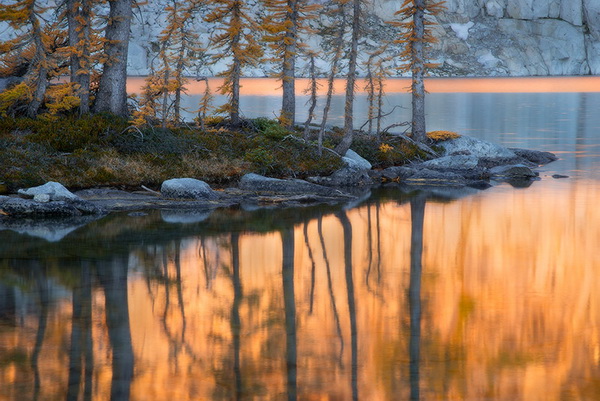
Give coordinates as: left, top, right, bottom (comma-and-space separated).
0, 114, 429, 193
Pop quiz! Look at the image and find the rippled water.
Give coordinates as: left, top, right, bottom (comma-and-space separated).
1, 79, 600, 400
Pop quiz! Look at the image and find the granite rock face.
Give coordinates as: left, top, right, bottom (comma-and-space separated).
122, 0, 600, 77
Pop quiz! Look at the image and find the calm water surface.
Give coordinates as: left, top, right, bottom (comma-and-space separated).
1, 78, 600, 400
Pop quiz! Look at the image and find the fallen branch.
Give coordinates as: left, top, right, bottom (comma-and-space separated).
141, 185, 161, 196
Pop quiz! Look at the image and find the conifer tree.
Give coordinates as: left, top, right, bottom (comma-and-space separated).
390, 0, 445, 142
64, 0, 98, 114
317, 0, 349, 156
196, 76, 213, 130
205, 0, 263, 126
93, 0, 133, 117
334, 0, 362, 156
0, 0, 55, 117
262, 0, 319, 127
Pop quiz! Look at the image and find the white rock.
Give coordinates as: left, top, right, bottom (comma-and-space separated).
33, 194, 51, 203
18, 182, 80, 201
343, 149, 372, 170
450, 21, 475, 41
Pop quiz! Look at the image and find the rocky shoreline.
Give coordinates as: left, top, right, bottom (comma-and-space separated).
0, 135, 559, 221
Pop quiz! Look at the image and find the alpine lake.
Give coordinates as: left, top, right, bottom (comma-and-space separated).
1, 77, 600, 400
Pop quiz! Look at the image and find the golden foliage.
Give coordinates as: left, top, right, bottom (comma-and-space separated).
0, 82, 32, 116
426, 130, 461, 141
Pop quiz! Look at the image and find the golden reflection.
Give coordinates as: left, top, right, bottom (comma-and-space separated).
1, 181, 600, 400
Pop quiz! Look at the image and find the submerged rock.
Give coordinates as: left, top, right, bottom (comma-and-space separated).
161, 178, 219, 200
510, 148, 559, 165
490, 164, 538, 179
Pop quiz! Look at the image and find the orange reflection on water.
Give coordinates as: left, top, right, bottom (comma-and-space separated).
1, 181, 600, 400
127, 76, 600, 96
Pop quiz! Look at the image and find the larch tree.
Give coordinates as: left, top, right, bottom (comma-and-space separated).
0, 0, 55, 117
93, 0, 133, 117
205, 0, 263, 126
135, 0, 204, 128
317, 0, 350, 156
334, 0, 362, 156
63, 0, 99, 115
390, 0, 445, 142
262, 0, 319, 128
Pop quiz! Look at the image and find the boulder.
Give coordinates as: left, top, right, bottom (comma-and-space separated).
239, 173, 345, 196
343, 149, 372, 170
381, 166, 416, 180
18, 181, 80, 201
438, 135, 517, 159
421, 154, 480, 170
161, 178, 219, 200
308, 167, 373, 187
509, 148, 558, 165
490, 164, 538, 178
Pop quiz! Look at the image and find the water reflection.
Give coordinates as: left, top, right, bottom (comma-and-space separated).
1, 182, 600, 399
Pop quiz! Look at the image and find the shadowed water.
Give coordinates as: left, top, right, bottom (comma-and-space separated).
1, 80, 600, 400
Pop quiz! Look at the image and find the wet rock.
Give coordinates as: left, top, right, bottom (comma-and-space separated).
381, 166, 416, 180
239, 173, 346, 196
343, 149, 372, 170
161, 178, 219, 200
308, 167, 373, 187
510, 148, 558, 165
405, 168, 467, 187
18, 181, 80, 201
490, 164, 538, 178
0, 198, 83, 217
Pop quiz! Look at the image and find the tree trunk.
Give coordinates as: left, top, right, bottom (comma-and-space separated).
67, 0, 91, 114
281, 0, 299, 128
93, 0, 132, 117
302, 54, 318, 141
334, 0, 361, 156
411, 0, 426, 142
26, 1, 48, 118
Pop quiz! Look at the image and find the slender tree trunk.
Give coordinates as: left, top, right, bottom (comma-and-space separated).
335, 0, 361, 156
281, 0, 299, 128
161, 44, 170, 129
411, 0, 426, 142
303, 54, 318, 141
93, 0, 132, 117
67, 0, 91, 114
26, 2, 48, 118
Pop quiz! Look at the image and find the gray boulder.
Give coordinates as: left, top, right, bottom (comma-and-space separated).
490, 164, 537, 179
239, 173, 344, 196
161, 178, 219, 200
510, 148, 558, 165
438, 135, 517, 159
343, 149, 372, 170
421, 154, 480, 170
308, 167, 373, 187
18, 181, 80, 201
381, 166, 416, 181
